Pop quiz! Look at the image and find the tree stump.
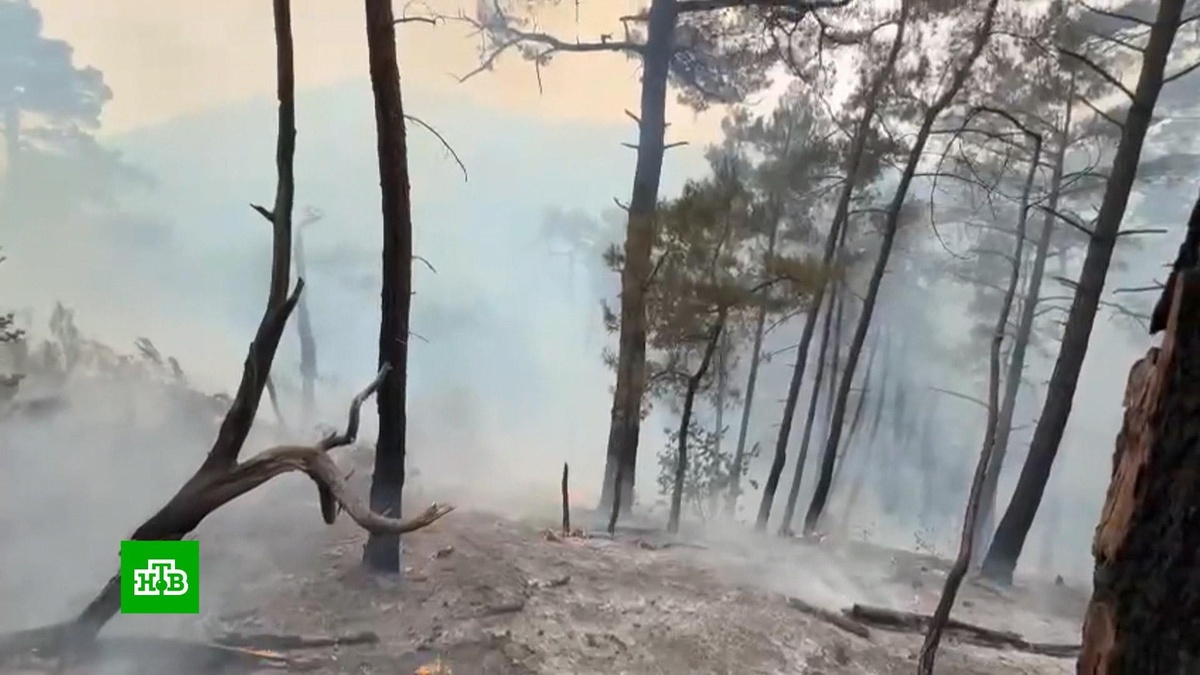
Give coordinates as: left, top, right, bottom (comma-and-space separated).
1078, 270, 1200, 673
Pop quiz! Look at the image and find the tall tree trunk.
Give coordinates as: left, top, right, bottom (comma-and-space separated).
804, 0, 999, 536
918, 118, 1041, 675
1077, 268, 1200, 673
826, 290, 843, 426
981, 0, 1185, 584
974, 76, 1073, 559
710, 334, 728, 515
840, 331, 888, 530
363, 0, 414, 573
830, 330, 878, 495
294, 226, 319, 421
669, 315, 726, 533
727, 212, 782, 516
779, 291, 836, 535
750, 1, 909, 531
599, 0, 676, 518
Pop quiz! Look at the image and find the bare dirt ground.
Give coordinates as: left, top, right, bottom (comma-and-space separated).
0, 466, 1089, 675
190, 490, 1086, 674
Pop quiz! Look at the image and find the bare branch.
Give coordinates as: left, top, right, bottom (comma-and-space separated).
1057, 46, 1136, 100
413, 255, 437, 273
928, 386, 988, 410
1074, 94, 1124, 129
1080, 1, 1153, 27
677, 0, 852, 13
1116, 227, 1167, 238
405, 114, 468, 181
1164, 58, 1200, 84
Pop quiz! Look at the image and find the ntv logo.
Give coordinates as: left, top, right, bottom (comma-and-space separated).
119, 540, 200, 614
132, 559, 189, 596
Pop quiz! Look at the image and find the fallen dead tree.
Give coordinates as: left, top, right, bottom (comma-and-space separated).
0, 0, 452, 668
0, 366, 454, 667
846, 603, 1079, 658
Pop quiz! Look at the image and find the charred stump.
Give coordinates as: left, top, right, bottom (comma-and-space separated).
1077, 269, 1200, 673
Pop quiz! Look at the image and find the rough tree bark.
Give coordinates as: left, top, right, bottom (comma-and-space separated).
752, 1, 910, 531
974, 75, 1074, 559
981, 0, 1186, 584
779, 290, 836, 535
668, 314, 726, 533
804, 0, 1001, 536
919, 113, 1041, 675
363, 0, 416, 573
1077, 235, 1200, 673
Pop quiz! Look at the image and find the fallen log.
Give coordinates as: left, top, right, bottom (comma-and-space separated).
785, 597, 871, 639
1, 635, 320, 673
212, 630, 380, 650
846, 603, 1079, 658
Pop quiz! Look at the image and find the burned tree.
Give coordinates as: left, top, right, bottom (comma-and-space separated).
982, 0, 1194, 584
0, 0, 451, 663
919, 108, 1042, 675
453, 0, 854, 519
362, 0, 417, 573
803, 0, 1003, 535
1077, 189, 1200, 673
754, 0, 911, 532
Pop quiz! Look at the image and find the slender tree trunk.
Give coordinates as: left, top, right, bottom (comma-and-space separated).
669, 315, 725, 533
974, 77, 1073, 558
1077, 270, 1200, 673
830, 330, 878, 494
981, 0, 1185, 584
599, 0, 676, 518
804, 0, 999, 536
363, 0, 414, 572
779, 291, 836, 535
826, 290, 843, 426
750, 1, 909, 531
294, 226, 319, 421
727, 213, 781, 516
710, 335, 728, 515
919, 121, 1041, 675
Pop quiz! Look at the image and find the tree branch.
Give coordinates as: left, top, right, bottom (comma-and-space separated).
677, 0, 852, 13
1057, 46, 1136, 100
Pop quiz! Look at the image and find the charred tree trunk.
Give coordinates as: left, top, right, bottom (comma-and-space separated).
727, 211, 781, 517
832, 333, 882, 535
1077, 266, 1200, 673
919, 117, 1041, 675
599, 0, 676, 519
363, 0, 414, 573
669, 315, 726, 533
804, 0, 999, 536
826, 290, 843, 427
981, 0, 1185, 584
974, 79, 1074, 558
750, 0, 909, 531
779, 291, 837, 535
830, 330, 878, 497
711, 333, 727, 514
57, 0, 299, 647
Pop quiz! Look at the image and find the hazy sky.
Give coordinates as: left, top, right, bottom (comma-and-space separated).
34, 0, 724, 142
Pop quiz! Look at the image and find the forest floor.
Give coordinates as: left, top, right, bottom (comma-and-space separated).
0, 473, 1089, 675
